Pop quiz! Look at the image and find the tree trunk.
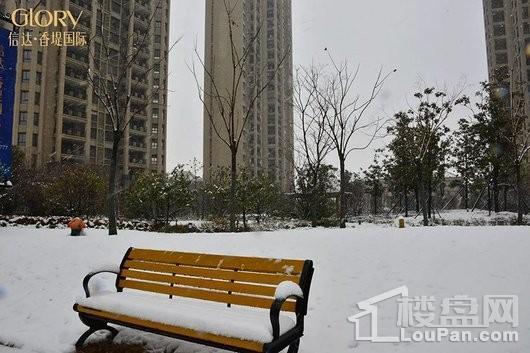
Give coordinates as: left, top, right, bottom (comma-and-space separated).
493, 165, 499, 213
107, 132, 120, 235
310, 168, 320, 227
256, 205, 261, 224
373, 185, 378, 215
415, 187, 420, 213
421, 180, 429, 226
417, 168, 429, 226
503, 185, 508, 211
404, 188, 409, 217
515, 162, 523, 225
487, 183, 492, 216
427, 179, 432, 219
464, 179, 469, 211
229, 148, 237, 232
339, 157, 346, 228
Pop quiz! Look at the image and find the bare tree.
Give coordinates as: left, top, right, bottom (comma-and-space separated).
191, 0, 289, 231
86, 0, 178, 235
319, 53, 394, 227
407, 87, 469, 226
501, 65, 530, 224
293, 65, 333, 225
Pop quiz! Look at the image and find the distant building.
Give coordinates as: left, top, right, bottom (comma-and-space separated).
0, 0, 170, 182
203, 0, 294, 192
482, 0, 530, 176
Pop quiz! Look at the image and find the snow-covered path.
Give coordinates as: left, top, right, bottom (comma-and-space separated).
0, 226, 528, 353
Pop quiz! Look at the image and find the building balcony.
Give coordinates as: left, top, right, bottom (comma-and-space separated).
62, 131, 86, 142
61, 154, 86, 163
134, 15, 149, 29
129, 158, 147, 166
131, 95, 148, 104
64, 91, 88, 104
135, 1, 150, 15
131, 76, 148, 88
131, 112, 148, 121
66, 53, 89, 67
62, 121, 86, 139
65, 72, 88, 86
130, 125, 147, 134
129, 141, 147, 150
69, 0, 92, 12
63, 112, 86, 122
61, 139, 85, 160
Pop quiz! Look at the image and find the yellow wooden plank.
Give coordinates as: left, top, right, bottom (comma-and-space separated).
127, 248, 305, 275
118, 279, 297, 312
121, 269, 278, 297
75, 305, 264, 352
122, 260, 300, 285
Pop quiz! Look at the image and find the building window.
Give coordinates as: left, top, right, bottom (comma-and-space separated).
496, 52, 508, 65
22, 70, 30, 83
493, 24, 505, 36
151, 124, 158, 134
37, 51, 43, 65
151, 156, 158, 165
34, 112, 40, 126
35, 91, 41, 105
20, 91, 29, 104
492, 10, 504, 22
495, 38, 507, 50
23, 49, 32, 62
492, 0, 504, 8
18, 133, 26, 145
151, 140, 158, 149
36, 71, 42, 85
19, 111, 28, 125
32, 133, 38, 147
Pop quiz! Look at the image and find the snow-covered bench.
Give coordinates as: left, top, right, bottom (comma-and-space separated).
73, 247, 314, 353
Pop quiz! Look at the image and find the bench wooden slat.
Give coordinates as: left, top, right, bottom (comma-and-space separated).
75, 305, 264, 352
127, 248, 304, 275
122, 260, 300, 285
121, 269, 278, 297
118, 279, 297, 312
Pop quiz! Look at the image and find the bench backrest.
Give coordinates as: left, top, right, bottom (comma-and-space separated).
117, 248, 314, 315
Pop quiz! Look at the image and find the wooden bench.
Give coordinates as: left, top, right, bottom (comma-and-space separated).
73, 247, 314, 353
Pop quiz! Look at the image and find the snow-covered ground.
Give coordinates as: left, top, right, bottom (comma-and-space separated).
0, 225, 528, 353
401, 209, 530, 226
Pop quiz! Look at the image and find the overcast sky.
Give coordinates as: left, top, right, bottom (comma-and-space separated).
166, 0, 488, 173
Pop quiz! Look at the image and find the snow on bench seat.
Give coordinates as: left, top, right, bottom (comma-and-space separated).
76, 291, 296, 343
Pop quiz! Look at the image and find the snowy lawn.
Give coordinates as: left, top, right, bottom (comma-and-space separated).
0, 225, 529, 353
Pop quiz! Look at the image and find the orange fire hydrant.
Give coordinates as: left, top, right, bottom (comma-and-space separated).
68, 217, 86, 236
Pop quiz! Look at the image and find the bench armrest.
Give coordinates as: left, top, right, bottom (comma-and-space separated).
82, 270, 120, 298
269, 293, 304, 340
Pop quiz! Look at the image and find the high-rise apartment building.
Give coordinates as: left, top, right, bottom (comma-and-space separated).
483, 0, 530, 167
0, 0, 170, 181
203, 0, 294, 192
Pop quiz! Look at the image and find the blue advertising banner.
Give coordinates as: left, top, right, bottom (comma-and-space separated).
0, 27, 17, 185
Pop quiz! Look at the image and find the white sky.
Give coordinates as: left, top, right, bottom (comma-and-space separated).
166, 0, 488, 173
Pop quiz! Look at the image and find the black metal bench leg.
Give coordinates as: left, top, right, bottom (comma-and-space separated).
75, 327, 98, 349
105, 325, 119, 340
286, 339, 300, 353
75, 325, 119, 349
